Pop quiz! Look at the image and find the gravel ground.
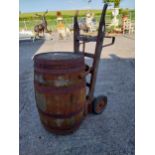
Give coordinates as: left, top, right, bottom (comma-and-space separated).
19, 34, 135, 155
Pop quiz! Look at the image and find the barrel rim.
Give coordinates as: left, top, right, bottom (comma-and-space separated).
33, 51, 84, 61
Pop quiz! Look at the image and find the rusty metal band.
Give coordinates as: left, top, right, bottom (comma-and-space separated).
34, 63, 85, 70
42, 118, 83, 133
34, 66, 85, 75
34, 81, 85, 94
37, 104, 84, 119
34, 58, 84, 67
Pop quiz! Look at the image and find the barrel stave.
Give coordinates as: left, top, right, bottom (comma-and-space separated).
34, 52, 86, 134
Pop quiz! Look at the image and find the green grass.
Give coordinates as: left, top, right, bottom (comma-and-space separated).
19, 10, 105, 21
19, 9, 135, 31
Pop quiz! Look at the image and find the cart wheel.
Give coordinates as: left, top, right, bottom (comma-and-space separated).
92, 95, 107, 114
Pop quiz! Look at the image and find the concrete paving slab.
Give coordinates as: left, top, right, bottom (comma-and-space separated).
19, 35, 135, 155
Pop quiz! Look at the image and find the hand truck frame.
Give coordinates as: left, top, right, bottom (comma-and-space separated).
73, 3, 115, 115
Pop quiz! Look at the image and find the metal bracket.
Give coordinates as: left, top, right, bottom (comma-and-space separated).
102, 36, 115, 48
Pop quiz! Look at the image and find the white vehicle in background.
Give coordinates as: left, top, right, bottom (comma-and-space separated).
19, 29, 34, 40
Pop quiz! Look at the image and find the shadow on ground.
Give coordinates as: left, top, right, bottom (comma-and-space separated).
19, 41, 135, 155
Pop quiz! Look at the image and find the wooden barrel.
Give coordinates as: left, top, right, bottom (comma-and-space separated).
33, 52, 86, 134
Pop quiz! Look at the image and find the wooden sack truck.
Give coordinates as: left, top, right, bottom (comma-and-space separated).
74, 3, 115, 115
33, 3, 115, 134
